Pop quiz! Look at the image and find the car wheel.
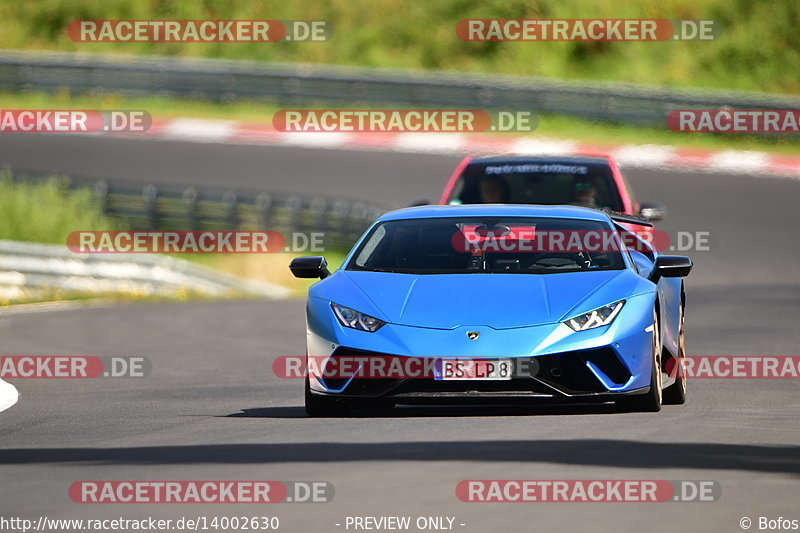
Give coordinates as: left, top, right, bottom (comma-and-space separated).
617, 308, 662, 413
663, 304, 687, 405
305, 376, 348, 417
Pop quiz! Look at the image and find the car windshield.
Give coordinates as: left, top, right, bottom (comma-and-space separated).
448, 161, 623, 211
347, 217, 626, 274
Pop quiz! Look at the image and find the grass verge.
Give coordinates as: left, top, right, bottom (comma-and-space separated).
0, 173, 314, 304
0, 170, 120, 243
181, 250, 349, 297
0, 169, 345, 307
1, 0, 798, 94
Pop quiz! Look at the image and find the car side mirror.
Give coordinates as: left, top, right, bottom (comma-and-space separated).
639, 202, 667, 221
650, 255, 692, 282
290, 256, 331, 279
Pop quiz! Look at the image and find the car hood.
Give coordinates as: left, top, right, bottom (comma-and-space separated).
322, 269, 647, 330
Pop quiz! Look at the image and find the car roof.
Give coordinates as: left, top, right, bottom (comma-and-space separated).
378, 204, 614, 222
467, 155, 611, 166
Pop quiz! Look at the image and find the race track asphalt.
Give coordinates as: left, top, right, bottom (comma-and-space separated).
0, 134, 798, 532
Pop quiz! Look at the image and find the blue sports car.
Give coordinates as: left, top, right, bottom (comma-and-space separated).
290, 204, 692, 416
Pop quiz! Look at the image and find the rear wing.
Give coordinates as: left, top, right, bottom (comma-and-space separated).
603, 209, 653, 227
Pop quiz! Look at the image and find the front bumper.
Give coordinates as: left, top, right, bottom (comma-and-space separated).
309, 347, 649, 402
305, 293, 656, 402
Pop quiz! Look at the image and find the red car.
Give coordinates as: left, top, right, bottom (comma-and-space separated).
439, 154, 666, 237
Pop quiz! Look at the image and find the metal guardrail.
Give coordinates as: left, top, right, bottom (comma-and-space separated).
0, 239, 291, 299
1, 50, 800, 128
94, 180, 387, 250
8, 171, 388, 251
0, 172, 385, 300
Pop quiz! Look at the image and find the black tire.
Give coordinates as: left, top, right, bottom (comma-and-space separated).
617, 308, 662, 412
663, 304, 687, 405
304, 377, 348, 417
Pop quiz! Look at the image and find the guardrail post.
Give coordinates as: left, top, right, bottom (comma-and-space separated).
222, 190, 239, 229
143, 185, 159, 230
348, 201, 368, 241
310, 197, 328, 250
256, 193, 272, 229
331, 200, 351, 249
285, 195, 303, 234
182, 187, 199, 230
94, 180, 109, 215
310, 196, 328, 229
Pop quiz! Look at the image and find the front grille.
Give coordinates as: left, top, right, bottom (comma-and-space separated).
393, 378, 555, 397
319, 347, 399, 392
532, 348, 631, 394
319, 346, 631, 398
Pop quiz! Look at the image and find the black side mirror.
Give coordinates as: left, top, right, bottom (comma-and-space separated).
639, 202, 667, 221
290, 256, 331, 279
650, 255, 692, 282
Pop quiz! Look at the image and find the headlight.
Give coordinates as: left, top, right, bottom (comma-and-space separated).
565, 300, 625, 331
331, 303, 386, 332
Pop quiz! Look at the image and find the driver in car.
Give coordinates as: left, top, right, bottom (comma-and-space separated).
569, 178, 598, 208
479, 175, 510, 203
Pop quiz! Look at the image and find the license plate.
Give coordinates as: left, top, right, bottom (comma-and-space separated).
436, 359, 513, 380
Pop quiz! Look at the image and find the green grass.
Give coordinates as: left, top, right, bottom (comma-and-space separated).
1, 0, 798, 94
2, 90, 798, 155
177, 247, 350, 297
0, 173, 313, 304
0, 170, 353, 303
535, 114, 800, 155
0, 175, 204, 305
0, 171, 120, 243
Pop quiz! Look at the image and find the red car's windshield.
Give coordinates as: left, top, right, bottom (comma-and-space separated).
447, 161, 624, 212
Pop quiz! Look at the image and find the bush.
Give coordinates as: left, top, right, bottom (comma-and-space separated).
0, 172, 118, 244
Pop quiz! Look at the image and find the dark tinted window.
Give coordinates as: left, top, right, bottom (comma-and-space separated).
448, 162, 623, 212
347, 217, 626, 275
